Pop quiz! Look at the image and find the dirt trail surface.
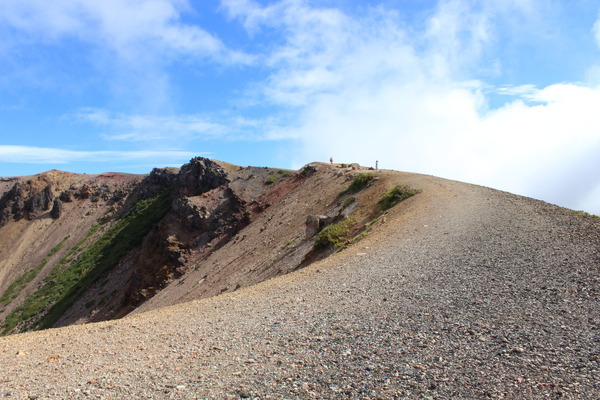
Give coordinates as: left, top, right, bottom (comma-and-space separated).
0, 172, 598, 399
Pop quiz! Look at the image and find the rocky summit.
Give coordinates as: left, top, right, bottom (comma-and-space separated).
0, 158, 598, 399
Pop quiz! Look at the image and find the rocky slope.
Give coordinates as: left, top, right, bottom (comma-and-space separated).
0, 168, 597, 399
0, 158, 392, 334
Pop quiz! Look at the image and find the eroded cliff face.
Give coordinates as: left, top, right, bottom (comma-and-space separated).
0, 158, 395, 334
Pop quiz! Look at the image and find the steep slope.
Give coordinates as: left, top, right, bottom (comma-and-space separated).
0, 171, 144, 332
0, 170, 597, 399
0, 158, 398, 334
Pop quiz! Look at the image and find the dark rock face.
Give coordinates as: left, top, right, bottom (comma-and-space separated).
118, 161, 248, 313
149, 157, 228, 196
0, 183, 54, 225
148, 167, 179, 187
59, 190, 74, 203
50, 198, 63, 219
177, 157, 229, 196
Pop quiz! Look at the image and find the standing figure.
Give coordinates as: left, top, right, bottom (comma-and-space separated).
376, 160, 378, 170
330, 157, 333, 165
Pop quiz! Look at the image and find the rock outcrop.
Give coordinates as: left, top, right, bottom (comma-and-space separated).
0, 182, 54, 225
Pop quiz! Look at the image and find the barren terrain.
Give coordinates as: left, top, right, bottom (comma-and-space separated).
1, 169, 598, 399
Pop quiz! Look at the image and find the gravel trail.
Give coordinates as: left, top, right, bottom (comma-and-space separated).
0, 174, 598, 399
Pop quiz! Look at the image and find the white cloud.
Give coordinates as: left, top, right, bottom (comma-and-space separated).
228, 0, 600, 214
0, 0, 246, 63
593, 12, 600, 49
0, 145, 198, 165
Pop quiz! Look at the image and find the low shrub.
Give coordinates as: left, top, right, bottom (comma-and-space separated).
347, 173, 374, 193
378, 185, 421, 211
314, 218, 356, 251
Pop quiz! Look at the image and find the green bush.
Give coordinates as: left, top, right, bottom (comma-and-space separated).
314, 218, 356, 251
340, 173, 374, 196
265, 176, 277, 185
378, 185, 421, 211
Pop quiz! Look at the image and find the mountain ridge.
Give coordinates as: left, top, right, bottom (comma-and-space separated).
0, 159, 598, 398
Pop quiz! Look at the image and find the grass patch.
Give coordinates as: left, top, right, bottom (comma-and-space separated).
0, 237, 68, 307
341, 196, 356, 210
314, 218, 356, 251
1, 191, 171, 335
340, 173, 374, 196
265, 176, 277, 185
378, 185, 421, 211
573, 210, 600, 219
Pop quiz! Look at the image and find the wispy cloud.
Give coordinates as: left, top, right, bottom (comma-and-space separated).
0, 145, 199, 165
69, 108, 279, 142
71, 109, 228, 141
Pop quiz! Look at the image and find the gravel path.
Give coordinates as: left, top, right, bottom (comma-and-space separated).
0, 174, 598, 399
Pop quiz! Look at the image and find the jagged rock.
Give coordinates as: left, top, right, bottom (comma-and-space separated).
172, 196, 207, 230
50, 198, 63, 219
149, 158, 228, 197
176, 157, 229, 196
149, 167, 179, 187
76, 185, 92, 199
305, 215, 333, 238
350, 163, 361, 170
0, 183, 54, 223
300, 164, 318, 176
59, 191, 73, 203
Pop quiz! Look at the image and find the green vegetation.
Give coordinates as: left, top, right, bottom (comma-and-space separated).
2, 191, 171, 335
573, 210, 600, 219
314, 218, 356, 251
0, 237, 68, 307
265, 176, 277, 185
340, 173, 374, 196
378, 185, 421, 211
341, 196, 356, 210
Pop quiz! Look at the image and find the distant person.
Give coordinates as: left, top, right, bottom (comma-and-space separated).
376, 160, 378, 170
330, 157, 333, 165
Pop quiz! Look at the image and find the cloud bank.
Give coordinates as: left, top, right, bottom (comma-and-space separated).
224, 0, 600, 214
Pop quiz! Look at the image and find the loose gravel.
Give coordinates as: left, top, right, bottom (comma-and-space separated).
0, 174, 598, 399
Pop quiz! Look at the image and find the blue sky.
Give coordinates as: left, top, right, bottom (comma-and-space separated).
1, 0, 600, 214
